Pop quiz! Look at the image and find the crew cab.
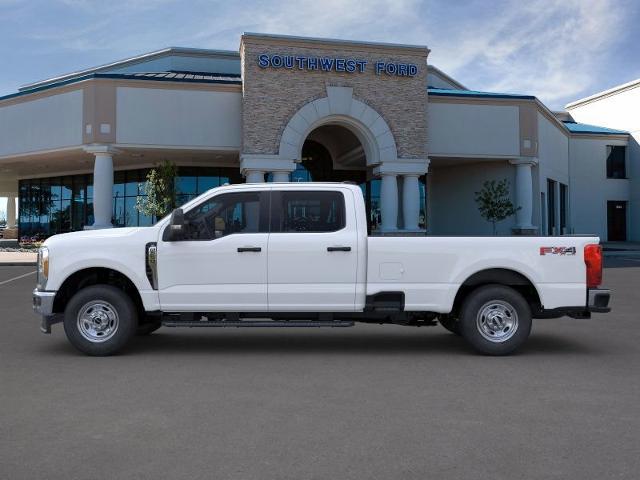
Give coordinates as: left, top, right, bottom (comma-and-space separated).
33, 183, 611, 356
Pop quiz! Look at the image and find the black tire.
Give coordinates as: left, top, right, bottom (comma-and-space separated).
136, 319, 162, 336
63, 284, 138, 356
459, 284, 532, 355
438, 315, 461, 335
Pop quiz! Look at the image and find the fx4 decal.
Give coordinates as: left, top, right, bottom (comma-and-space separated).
540, 246, 577, 256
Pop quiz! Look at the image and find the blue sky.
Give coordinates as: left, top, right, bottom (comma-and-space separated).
1, 0, 639, 109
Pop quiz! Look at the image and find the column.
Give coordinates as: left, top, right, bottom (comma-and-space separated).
245, 170, 265, 183
84, 146, 117, 229
402, 175, 420, 231
509, 158, 538, 234
380, 173, 398, 232
271, 171, 290, 182
6, 195, 16, 229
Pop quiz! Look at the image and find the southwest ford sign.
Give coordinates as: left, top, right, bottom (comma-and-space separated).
257, 54, 418, 77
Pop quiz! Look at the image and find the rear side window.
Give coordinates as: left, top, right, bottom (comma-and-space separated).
274, 191, 346, 233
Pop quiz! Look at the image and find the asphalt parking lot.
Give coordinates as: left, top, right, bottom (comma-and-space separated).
1, 260, 639, 480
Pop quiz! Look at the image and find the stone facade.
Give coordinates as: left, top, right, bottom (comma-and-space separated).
240, 34, 429, 161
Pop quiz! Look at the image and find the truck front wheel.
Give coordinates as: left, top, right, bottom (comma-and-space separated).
459, 285, 532, 355
63, 285, 138, 356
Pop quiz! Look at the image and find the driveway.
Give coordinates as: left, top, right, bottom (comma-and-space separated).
1, 260, 639, 479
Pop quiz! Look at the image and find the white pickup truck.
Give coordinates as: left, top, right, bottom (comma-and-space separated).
33, 182, 610, 356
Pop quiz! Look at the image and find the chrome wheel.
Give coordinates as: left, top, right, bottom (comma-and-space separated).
77, 301, 119, 343
476, 300, 518, 343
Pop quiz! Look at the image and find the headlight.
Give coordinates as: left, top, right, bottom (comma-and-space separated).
37, 247, 49, 290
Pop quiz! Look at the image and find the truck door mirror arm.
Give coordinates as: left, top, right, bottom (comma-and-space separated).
163, 208, 185, 242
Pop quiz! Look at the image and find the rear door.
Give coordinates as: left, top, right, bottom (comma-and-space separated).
267, 188, 358, 311
607, 201, 627, 241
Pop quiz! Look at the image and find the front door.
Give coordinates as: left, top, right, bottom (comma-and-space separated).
267, 189, 359, 311
607, 201, 627, 241
157, 190, 269, 311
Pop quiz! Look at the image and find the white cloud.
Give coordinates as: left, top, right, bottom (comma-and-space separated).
425, 0, 630, 107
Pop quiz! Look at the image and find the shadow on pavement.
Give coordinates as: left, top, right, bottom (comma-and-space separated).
38, 328, 598, 357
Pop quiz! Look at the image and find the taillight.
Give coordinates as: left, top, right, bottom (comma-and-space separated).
584, 244, 603, 288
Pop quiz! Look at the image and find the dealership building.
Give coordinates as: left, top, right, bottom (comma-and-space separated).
0, 33, 636, 241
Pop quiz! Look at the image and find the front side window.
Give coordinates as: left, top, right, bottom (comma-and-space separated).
606, 146, 626, 179
182, 192, 263, 240
274, 191, 346, 233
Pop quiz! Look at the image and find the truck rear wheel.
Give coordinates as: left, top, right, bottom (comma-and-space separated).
63, 285, 138, 356
459, 285, 532, 355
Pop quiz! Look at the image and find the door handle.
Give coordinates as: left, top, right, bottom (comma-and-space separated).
327, 246, 351, 252
237, 247, 262, 252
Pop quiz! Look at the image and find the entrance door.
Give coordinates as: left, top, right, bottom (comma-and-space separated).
607, 201, 627, 241
157, 190, 269, 311
267, 188, 359, 311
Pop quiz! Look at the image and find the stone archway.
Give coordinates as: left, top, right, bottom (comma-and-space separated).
278, 86, 398, 166
240, 85, 429, 232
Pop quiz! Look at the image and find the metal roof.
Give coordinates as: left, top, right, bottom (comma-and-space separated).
562, 121, 628, 135
0, 71, 241, 103
121, 71, 241, 82
427, 87, 535, 100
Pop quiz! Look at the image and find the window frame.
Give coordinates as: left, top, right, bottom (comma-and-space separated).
168, 190, 270, 242
270, 189, 347, 234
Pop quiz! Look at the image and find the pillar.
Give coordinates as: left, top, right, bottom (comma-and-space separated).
6, 196, 16, 229
245, 170, 265, 183
509, 158, 538, 234
380, 173, 398, 232
402, 175, 420, 231
84, 146, 117, 229
271, 171, 290, 182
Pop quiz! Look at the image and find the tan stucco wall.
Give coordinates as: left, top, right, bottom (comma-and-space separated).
240, 35, 429, 160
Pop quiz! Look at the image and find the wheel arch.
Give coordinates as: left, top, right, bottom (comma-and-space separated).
53, 267, 144, 317
451, 268, 542, 316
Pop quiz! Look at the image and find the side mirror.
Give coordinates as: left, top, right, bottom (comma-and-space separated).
163, 208, 185, 241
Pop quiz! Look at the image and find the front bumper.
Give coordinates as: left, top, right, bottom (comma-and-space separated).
588, 288, 611, 313
33, 289, 61, 333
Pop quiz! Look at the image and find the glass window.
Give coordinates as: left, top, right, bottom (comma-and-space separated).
197, 176, 218, 194
176, 175, 197, 196
125, 170, 139, 196
547, 179, 556, 236
275, 191, 345, 233
560, 183, 568, 234
182, 192, 263, 240
606, 146, 626, 179
17, 167, 243, 238
113, 171, 125, 199
61, 178, 73, 200
60, 199, 72, 232
113, 197, 125, 227
125, 197, 138, 227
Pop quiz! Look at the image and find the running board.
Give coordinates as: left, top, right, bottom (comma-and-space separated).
162, 320, 355, 328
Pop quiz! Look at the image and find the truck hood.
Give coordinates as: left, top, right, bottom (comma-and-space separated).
43, 227, 159, 252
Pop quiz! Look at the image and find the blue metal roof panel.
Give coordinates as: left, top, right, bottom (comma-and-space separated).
562, 121, 628, 135
427, 87, 536, 100
0, 71, 242, 102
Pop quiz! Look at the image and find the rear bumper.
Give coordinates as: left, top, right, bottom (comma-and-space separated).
587, 288, 611, 313
32, 289, 61, 333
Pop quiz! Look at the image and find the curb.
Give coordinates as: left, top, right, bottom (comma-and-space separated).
0, 262, 37, 267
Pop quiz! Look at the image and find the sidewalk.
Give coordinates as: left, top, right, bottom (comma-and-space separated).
0, 252, 38, 266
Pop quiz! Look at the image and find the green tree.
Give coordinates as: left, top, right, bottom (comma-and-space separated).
135, 160, 178, 219
474, 179, 520, 235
